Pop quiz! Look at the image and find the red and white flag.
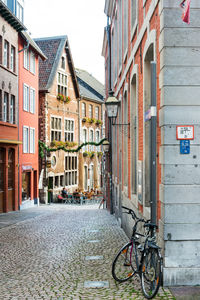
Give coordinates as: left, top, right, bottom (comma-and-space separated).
180, 0, 191, 24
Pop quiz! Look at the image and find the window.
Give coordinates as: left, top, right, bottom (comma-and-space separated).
23, 126, 29, 153
24, 48, 29, 69
82, 102, 86, 117
89, 129, 94, 151
30, 51, 35, 74
65, 155, 78, 187
89, 104, 93, 118
95, 106, 99, 119
55, 176, 59, 188
61, 57, 65, 69
10, 46, 15, 72
3, 40, 9, 68
64, 119, 74, 142
30, 128, 35, 153
96, 130, 100, 151
30, 88, 35, 113
82, 128, 87, 151
23, 84, 29, 111
51, 116, 62, 141
10, 95, 15, 124
57, 72, 68, 96
3, 92, 8, 122
16, 1, 23, 22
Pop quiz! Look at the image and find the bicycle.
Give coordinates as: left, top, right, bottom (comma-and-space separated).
112, 206, 162, 299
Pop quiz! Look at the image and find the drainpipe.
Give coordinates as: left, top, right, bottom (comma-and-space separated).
106, 16, 111, 93
150, 62, 157, 224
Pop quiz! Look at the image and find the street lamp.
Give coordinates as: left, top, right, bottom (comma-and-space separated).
104, 91, 130, 215
105, 91, 120, 124
102, 140, 110, 153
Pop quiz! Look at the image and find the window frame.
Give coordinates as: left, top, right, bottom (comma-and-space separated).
89, 104, 93, 118
95, 106, 99, 120
3, 92, 8, 122
82, 102, 86, 117
64, 118, 74, 142
57, 72, 68, 96
24, 48, 29, 70
10, 95, 15, 124
23, 126, 29, 153
30, 87, 35, 114
23, 84, 29, 112
30, 51, 35, 74
3, 40, 9, 68
51, 116, 62, 142
30, 127, 35, 154
10, 46, 15, 72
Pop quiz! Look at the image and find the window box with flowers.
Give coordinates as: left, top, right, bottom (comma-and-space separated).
64, 96, 71, 103
97, 151, 103, 158
88, 118, 95, 124
89, 151, 95, 159
57, 93, 65, 101
96, 119, 103, 126
82, 117, 87, 123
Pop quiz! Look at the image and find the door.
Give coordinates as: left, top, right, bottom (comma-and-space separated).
8, 148, 14, 211
0, 148, 4, 213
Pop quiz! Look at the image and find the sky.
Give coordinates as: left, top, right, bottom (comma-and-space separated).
24, 0, 106, 84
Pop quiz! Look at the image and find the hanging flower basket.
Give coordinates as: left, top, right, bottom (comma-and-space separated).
64, 96, 71, 103
83, 151, 89, 157
82, 117, 87, 123
57, 93, 64, 101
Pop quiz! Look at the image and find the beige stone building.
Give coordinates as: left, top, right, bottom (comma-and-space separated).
35, 36, 80, 203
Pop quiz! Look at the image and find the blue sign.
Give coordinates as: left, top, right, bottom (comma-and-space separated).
180, 140, 190, 154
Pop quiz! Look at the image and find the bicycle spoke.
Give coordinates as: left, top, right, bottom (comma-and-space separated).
112, 242, 138, 282
141, 248, 161, 299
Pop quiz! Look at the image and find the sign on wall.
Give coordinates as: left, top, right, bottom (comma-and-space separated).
176, 125, 194, 140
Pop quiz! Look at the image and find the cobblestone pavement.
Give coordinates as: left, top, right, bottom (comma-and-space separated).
0, 204, 175, 300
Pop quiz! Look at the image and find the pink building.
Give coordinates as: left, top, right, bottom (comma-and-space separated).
18, 31, 46, 209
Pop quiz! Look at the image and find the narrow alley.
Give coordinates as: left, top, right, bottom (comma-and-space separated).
0, 204, 174, 299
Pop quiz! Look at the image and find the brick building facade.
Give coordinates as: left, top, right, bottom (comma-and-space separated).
102, 0, 200, 286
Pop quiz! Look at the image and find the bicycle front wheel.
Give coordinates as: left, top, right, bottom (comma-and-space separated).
112, 242, 137, 282
141, 248, 162, 299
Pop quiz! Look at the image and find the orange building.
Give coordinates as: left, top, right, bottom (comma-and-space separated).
18, 32, 46, 209
0, 2, 25, 213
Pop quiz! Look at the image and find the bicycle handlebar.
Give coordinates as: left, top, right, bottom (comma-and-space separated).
122, 206, 146, 223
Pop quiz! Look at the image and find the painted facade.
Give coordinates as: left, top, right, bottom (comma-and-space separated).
0, 1, 25, 213
76, 69, 104, 192
102, 0, 200, 286
18, 31, 46, 210
35, 36, 80, 203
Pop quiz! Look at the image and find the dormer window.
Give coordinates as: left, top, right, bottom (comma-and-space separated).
61, 57, 65, 69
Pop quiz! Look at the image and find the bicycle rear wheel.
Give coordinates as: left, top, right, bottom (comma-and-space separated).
141, 248, 162, 299
112, 242, 137, 282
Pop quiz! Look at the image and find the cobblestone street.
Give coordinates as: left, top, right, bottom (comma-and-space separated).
0, 204, 174, 300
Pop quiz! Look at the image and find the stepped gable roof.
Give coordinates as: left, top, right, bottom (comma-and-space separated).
20, 31, 47, 60
0, 0, 26, 31
75, 68, 105, 103
34, 35, 79, 98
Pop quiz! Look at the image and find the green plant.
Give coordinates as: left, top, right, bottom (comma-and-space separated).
97, 151, 103, 158
82, 117, 87, 122
64, 96, 71, 103
83, 151, 89, 157
57, 93, 64, 101
89, 151, 95, 158
88, 118, 95, 123
96, 119, 103, 125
